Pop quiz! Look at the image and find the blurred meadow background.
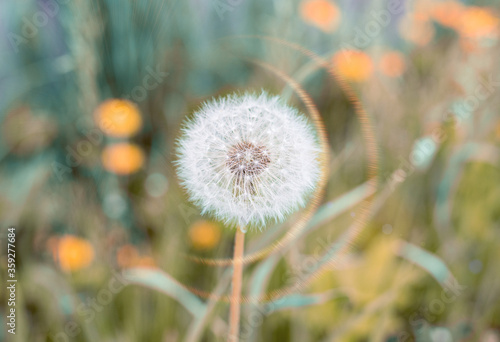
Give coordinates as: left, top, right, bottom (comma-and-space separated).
1, 0, 500, 341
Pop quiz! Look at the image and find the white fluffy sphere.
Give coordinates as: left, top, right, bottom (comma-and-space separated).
176, 92, 321, 229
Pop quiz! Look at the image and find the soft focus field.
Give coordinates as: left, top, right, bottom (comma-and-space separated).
1, 0, 500, 341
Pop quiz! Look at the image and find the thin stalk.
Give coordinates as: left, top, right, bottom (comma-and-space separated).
228, 228, 245, 341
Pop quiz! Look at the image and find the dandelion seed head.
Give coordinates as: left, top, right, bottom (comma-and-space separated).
176, 92, 321, 229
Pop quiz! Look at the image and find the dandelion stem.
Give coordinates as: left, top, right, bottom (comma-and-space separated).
229, 228, 245, 341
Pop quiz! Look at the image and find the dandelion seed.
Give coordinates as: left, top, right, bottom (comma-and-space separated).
176, 92, 321, 229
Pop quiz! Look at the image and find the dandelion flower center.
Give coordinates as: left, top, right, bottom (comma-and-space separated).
227, 141, 271, 178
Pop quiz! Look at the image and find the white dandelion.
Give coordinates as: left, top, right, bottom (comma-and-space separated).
176, 92, 321, 229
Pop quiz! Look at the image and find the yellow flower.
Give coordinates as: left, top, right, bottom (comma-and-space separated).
457, 7, 498, 39
101, 143, 145, 175
332, 50, 373, 82
430, 1, 465, 28
379, 51, 406, 78
300, 0, 340, 32
188, 220, 221, 250
54, 235, 94, 272
94, 99, 142, 137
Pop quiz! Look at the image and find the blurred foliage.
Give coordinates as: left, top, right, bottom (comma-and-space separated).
1, 0, 500, 341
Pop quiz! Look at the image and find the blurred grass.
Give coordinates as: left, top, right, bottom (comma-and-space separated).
1, 0, 500, 341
